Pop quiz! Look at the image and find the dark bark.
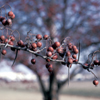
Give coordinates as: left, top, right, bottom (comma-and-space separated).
43, 90, 59, 100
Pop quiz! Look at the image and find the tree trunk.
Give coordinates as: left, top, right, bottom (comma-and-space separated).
43, 91, 59, 100
43, 75, 59, 100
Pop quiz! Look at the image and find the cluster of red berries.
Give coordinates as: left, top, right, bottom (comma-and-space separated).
46, 42, 79, 66
46, 63, 53, 72
17, 34, 49, 50
16, 34, 49, 66
83, 59, 100, 70
0, 35, 15, 55
0, 11, 15, 26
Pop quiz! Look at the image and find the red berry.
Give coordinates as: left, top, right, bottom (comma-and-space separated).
66, 51, 71, 56
8, 41, 13, 45
68, 58, 73, 64
31, 43, 37, 48
10, 36, 15, 41
0, 35, 5, 41
17, 40, 24, 46
43, 35, 49, 40
94, 60, 99, 65
36, 34, 42, 39
2, 19, 7, 26
83, 63, 88, 69
48, 67, 53, 72
0, 16, 5, 22
57, 47, 64, 54
46, 51, 52, 57
6, 19, 12, 25
73, 59, 78, 62
72, 54, 77, 59
46, 59, 50, 62
72, 45, 77, 50
2, 50, 7, 55
46, 63, 50, 68
11, 14, 15, 19
47, 47, 54, 52
93, 80, 99, 86
68, 45, 72, 50
37, 42, 42, 47
73, 48, 79, 54
52, 54, 58, 59
8, 11, 14, 16
46, 64, 53, 72
54, 42, 60, 48
4, 39, 8, 43
31, 59, 36, 64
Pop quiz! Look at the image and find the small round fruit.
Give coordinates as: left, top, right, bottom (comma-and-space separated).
4, 39, 8, 43
0, 16, 5, 22
0, 35, 5, 41
46, 63, 50, 68
57, 47, 64, 54
48, 67, 53, 72
72, 45, 77, 50
52, 54, 58, 59
73, 48, 79, 54
94, 60, 99, 65
11, 14, 15, 19
6, 19, 12, 25
46, 59, 50, 62
68, 58, 73, 64
2, 19, 7, 26
10, 14, 15, 19
37, 42, 42, 47
72, 54, 77, 59
68, 45, 72, 50
66, 51, 71, 56
54, 42, 60, 48
43, 35, 49, 40
36, 34, 42, 39
31, 43, 37, 48
82, 63, 88, 69
93, 80, 99, 86
8, 41, 13, 45
2, 50, 7, 55
17, 40, 24, 46
73, 59, 78, 62
8, 11, 14, 16
31, 59, 36, 64
47, 47, 54, 52
10, 36, 15, 41
46, 51, 52, 57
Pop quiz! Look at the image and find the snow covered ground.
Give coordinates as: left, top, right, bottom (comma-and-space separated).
0, 60, 37, 82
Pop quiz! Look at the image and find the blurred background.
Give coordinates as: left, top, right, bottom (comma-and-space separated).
0, 0, 100, 100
